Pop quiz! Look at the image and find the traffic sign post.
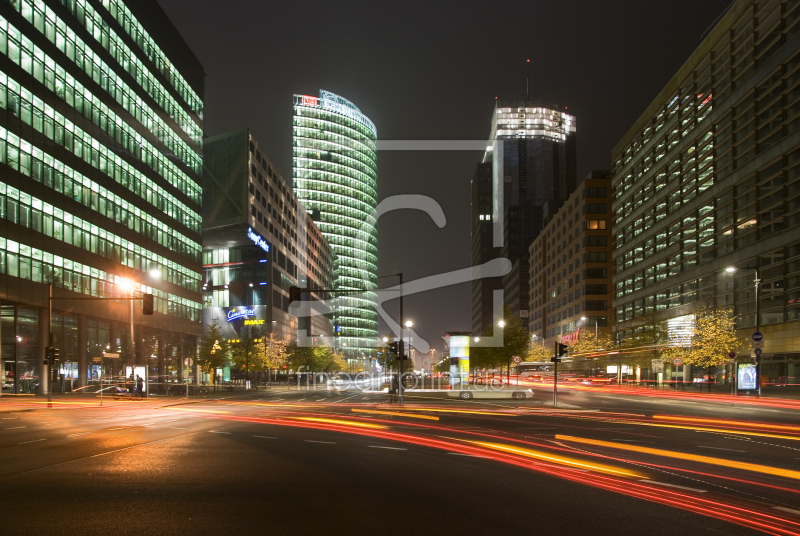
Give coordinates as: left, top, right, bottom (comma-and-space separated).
752, 332, 763, 342
184, 358, 193, 398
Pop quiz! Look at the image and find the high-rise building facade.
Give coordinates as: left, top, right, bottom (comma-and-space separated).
612, 0, 800, 381
0, 0, 204, 393
472, 101, 576, 333
471, 162, 500, 333
202, 128, 334, 356
293, 90, 378, 359
529, 171, 613, 346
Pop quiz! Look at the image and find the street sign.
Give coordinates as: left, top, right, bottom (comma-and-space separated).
728, 351, 736, 359
672, 357, 683, 366
103, 353, 119, 359
752, 340, 763, 349
652, 359, 664, 373
512, 355, 522, 364
92, 357, 101, 363
184, 358, 193, 366
752, 332, 763, 342
754, 348, 762, 356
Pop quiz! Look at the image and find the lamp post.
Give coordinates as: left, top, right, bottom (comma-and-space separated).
726, 264, 761, 397
497, 319, 508, 384
404, 320, 413, 403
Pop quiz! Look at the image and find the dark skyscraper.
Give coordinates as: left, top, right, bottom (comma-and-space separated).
472, 101, 577, 334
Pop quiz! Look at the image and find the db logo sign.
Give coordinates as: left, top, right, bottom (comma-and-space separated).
302, 95, 318, 107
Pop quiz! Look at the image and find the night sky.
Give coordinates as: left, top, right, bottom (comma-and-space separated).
158, 0, 733, 354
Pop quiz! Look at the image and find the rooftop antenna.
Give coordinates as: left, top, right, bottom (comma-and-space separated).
526, 59, 530, 101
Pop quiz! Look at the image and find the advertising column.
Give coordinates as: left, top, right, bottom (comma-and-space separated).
448, 334, 470, 389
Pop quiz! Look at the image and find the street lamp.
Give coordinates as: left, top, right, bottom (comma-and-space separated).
726, 264, 761, 396
404, 321, 414, 371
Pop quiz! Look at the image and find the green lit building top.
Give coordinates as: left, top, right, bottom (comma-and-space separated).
292, 90, 377, 359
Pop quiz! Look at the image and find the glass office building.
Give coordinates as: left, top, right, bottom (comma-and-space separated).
0, 0, 204, 393
612, 0, 800, 383
293, 90, 378, 359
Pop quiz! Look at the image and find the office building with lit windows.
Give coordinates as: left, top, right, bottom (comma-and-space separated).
293, 90, 378, 360
528, 171, 613, 347
0, 0, 204, 394
202, 128, 334, 357
473, 100, 576, 334
612, 0, 800, 382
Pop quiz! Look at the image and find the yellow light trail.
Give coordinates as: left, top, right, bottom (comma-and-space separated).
556, 435, 800, 481
351, 409, 439, 421
383, 407, 513, 417
165, 407, 230, 414
293, 417, 387, 429
464, 439, 644, 478
654, 415, 800, 434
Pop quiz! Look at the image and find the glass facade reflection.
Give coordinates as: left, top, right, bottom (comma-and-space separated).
293, 91, 378, 358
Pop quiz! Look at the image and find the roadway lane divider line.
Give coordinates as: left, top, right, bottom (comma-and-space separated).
18, 439, 46, 444
67, 432, 92, 437
773, 506, 800, 516
556, 435, 800, 481
107, 427, 130, 430
304, 440, 336, 444
351, 409, 439, 421
641, 480, 707, 493
208, 431, 231, 434
5, 426, 25, 429
697, 446, 747, 453
252, 435, 278, 439
170, 427, 191, 430
368, 445, 407, 450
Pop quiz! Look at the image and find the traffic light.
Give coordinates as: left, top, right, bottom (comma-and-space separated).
44, 346, 52, 366
52, 347, 60, 364
388, 341, 399, 355
289, 286, 302, 303
557, 343, 569, 356
142, 293, 154, 315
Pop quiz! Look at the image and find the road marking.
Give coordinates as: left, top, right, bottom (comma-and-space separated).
67, 432, 92, 437
272, 398, 284, 401
163, 420, 179, 423
612, 439, 654, 443
6, 426, 25, 429
773, 506, 800, 516
641, 480, 707, 493
107, 427, 129, 431
337, 395, 358, 404
448, 452, 480, 457
253, 435, 278, 439
170, 427, 191, 430
369, 445, 407, 451
208, 431, 230, 434
18, 439, 46, 445
697, 446, 746, 453
304, 440, 336, 444
296, 398, 306, 401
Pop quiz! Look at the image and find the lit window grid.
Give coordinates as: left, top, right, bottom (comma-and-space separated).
293, 117, 378, 161
293, 152, 378, 194
293, 96, 378, 353
0, 182, 201, 292
296, 94, 376, 138
0, 237, 202, 321
0, 19, 203, 188
0, 126, 200, 262
293, 186, 378, 223
0, 72, 202, 230
294, 171, 377, 205
98, 0, 204, 115
0, 14, 201, 170
13, 0, 203, 134
609, 0, 800, 326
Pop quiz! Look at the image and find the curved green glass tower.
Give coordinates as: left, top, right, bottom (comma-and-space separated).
293, 90, 378, 359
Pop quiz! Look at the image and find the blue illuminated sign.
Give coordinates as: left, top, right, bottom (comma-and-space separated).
227, 308, 255, 322
248, 228, 269, 252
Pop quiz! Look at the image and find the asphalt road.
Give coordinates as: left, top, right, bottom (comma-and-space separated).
1, 387, 800, 535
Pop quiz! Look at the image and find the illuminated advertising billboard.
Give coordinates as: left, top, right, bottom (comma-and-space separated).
738, 363, 758, 391
448, 335, 470, 388
203, 306, 268, 340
